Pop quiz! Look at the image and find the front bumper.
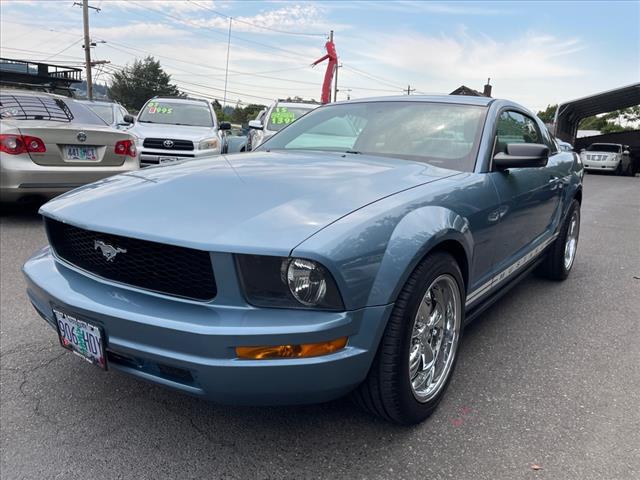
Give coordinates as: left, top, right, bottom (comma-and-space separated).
1, 153, 138, 202
23, 247, 391, 405
139, 148, 219, 167
583, 159, 619, 171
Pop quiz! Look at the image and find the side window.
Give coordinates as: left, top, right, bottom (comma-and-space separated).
115, 106, 126, 124
540, 125, 558, 154
495, 111, 541, 154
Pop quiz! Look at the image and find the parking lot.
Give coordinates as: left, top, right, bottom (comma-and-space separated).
0, 173, 638, 479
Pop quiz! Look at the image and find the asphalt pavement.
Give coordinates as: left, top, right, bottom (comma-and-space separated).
1, 173, 638, 480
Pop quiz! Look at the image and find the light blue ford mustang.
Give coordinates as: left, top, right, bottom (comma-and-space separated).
23, 96, 583, 424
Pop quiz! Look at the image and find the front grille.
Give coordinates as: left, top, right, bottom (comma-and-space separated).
143, 138, 194, 151
45, 219, 216, 301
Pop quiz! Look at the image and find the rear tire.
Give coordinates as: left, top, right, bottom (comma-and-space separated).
352, 252, 464, 425
536, 199, 580, 281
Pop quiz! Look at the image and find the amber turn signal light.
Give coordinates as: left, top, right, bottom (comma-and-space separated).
236, 337, 348, 360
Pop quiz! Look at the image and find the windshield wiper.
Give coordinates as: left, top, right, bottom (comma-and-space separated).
138, 120, 155, 123
345, 150, 362, 154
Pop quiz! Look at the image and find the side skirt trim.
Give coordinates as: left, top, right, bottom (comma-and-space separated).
465, 233, 558, 308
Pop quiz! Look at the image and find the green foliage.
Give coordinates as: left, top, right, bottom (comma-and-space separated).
107, 56, 183, 111
536, 104, 557, 124
212, 100, 266, 125
537, 104, 639, 133
579, 106, 640, 133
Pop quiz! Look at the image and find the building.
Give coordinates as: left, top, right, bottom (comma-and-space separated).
450, 79, 493, 98
0, 57, 82, 96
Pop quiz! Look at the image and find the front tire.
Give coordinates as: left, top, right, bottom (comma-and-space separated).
537, 199, 580, 280
626, 160, 635, 177
353, 252, 464, 425
615, 161, 624, 176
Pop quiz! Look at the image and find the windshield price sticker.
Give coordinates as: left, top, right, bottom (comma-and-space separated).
147, 102, 173, 114
270, 107, 296, 125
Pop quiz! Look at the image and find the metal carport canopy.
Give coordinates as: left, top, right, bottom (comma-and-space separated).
554, 82, 640, 143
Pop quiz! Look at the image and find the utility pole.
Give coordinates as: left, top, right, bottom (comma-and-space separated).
406, 85, 415, 95
222, 17, 232, 110
74, 0, 100, 100
82, 0, 93, 99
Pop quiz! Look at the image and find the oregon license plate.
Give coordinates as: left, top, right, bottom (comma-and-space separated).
64, 145, 98, 161
159, 156, 179, 164
54, 309, 106, 369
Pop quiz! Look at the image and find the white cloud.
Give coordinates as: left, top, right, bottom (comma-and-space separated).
105, 0, 220, 14
92, 22, 189, 39
364, 30, 585, 80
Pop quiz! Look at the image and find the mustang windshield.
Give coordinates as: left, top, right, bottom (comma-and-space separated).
138, 100, 213, 127
259, 101, 486, 171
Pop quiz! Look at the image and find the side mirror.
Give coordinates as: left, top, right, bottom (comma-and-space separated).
248, 120, 263, 130
123, 114, 135, 124
623, 150, 630, 155
493, 143, 549, 170
580, 148, 586, 153
219, 122, 232, 131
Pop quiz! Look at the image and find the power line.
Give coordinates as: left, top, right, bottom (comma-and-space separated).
102, 63, 274, 102
127, 0, 315, 63
104, 42, 399, 99
341, 64, 406, 91
186, 0, 326, 37
43, 38, 83, 61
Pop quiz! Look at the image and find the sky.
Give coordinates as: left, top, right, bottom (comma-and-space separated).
0, 0, 638, 112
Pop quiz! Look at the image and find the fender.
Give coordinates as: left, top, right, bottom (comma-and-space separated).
293, 201, 473, 311
367, 206, 473, 306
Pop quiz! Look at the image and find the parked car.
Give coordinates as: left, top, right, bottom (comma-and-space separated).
580, 143, 633, 175
247, 99, 319, 150
23, 95, 583, 424
1, 89, 139, 203
223, 123, 248, 154
76, 99, 134, 130
130, 96, 230, 167
556, 139, 573, 152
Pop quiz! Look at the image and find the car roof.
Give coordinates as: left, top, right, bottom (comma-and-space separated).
590, 142, 621, 146
151, 96, 210, 105
275, 102, 319, 109
333, 94, 495, 107
0, 88, 67, 100
76, 99, 117, 106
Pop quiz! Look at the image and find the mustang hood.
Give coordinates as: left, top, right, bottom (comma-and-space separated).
41, 151, 457, 253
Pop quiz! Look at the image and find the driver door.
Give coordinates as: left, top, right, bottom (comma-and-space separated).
488, 110, 562, 272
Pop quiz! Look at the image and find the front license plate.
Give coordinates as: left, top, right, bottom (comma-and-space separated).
159, 156, 179, 164
64, 145, 98, 161
54, 309, 106, 369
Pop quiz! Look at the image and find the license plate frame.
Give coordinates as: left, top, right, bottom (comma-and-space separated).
159, 156, 179, 164
54, 308, 107, 370
64, 145, 99, 162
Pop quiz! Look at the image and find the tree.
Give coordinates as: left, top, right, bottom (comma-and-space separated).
578, 106, 640, 132
108, 56, 182, 111
537, 104, 558, 124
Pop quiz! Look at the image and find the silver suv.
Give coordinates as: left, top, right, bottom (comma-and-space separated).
131, 96, 230, 167
247, 99, 319, 151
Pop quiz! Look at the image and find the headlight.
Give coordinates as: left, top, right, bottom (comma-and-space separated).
236, 255, 344, 310
198, 137, 219, 150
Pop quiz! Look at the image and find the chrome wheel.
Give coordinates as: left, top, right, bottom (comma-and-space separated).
408, 274, 461, 403
563, 210, 579, 270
